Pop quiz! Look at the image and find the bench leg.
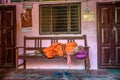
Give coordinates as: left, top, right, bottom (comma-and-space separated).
16, 60, 18, 73
85, 60, 87, 70
23, 60, 26, 70
86, 58, 90, 74
16, 50, 19, 73
84, 58, 90, 74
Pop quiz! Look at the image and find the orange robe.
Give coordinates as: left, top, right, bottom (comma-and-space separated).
43, 42, 77, 58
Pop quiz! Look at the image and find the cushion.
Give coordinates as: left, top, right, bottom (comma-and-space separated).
75, 50, 87, 59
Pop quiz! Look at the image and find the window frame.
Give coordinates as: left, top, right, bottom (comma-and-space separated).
39, 3, 81, 35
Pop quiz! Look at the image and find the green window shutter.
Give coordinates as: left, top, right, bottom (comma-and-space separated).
70, 4, 80, 33
40, 5, 51, 34
52, 4, 68, 33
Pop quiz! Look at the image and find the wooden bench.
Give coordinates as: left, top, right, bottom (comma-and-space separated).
16, 35, 90, 73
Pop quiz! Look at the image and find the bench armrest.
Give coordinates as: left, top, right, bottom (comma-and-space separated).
16, 46, 24, 55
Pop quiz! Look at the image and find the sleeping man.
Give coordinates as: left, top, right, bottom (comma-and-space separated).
42, 42, 85, 65
42, 42, 78, 58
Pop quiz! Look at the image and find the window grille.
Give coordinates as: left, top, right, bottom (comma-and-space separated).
39, 3, 81, 34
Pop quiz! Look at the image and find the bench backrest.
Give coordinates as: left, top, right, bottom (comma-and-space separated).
24, 35, 87, 53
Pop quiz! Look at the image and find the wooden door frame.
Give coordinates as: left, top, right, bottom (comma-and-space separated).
0, 5, 16, 68
97, 1, 120, 69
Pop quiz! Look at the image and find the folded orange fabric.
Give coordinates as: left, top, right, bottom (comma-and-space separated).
43, 43, 63, 58
43, 42, 77, 58
65, 42, 77, 54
